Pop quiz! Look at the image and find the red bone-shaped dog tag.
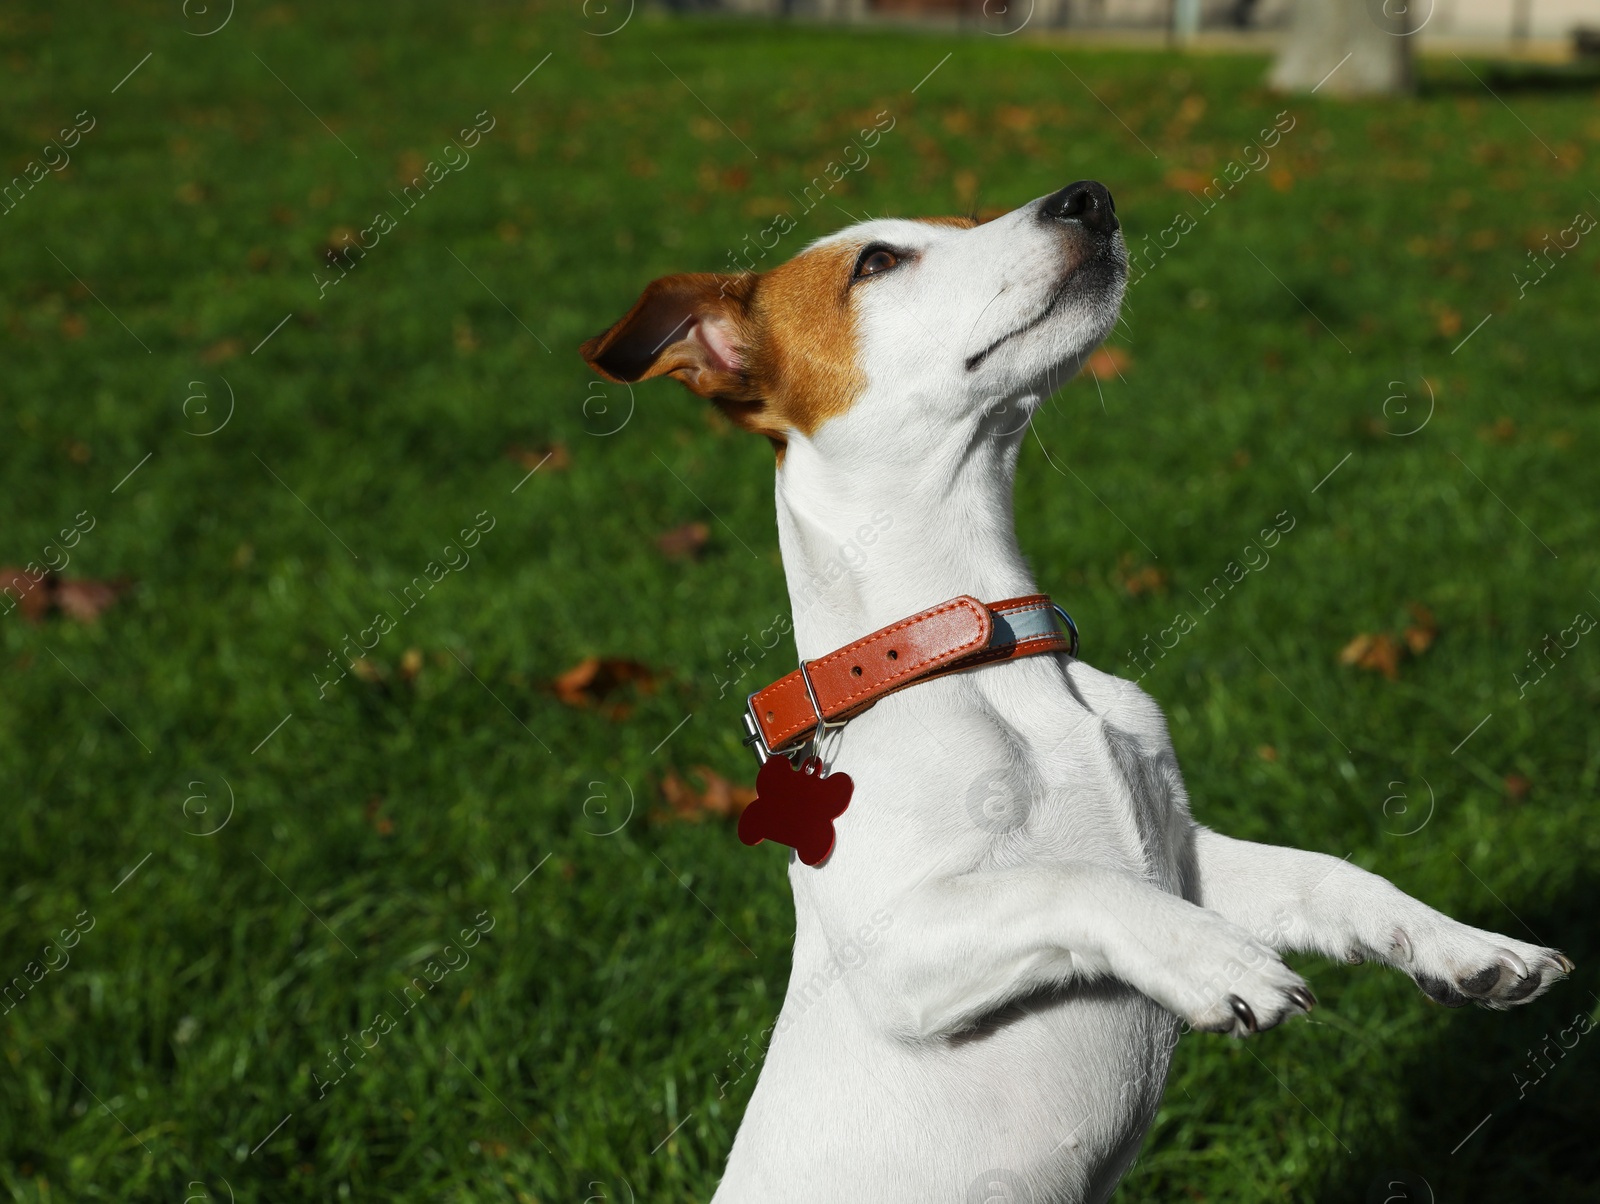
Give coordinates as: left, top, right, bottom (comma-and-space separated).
738, 756, 853, 866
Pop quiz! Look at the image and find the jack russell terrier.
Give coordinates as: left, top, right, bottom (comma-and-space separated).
581, 181, 1571, 1203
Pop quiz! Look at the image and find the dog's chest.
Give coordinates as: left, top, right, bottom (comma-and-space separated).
815, 658, 1191, 892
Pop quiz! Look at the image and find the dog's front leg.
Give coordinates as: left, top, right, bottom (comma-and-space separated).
1191, 828, 1572, 1008
864, 862, 1314, 1039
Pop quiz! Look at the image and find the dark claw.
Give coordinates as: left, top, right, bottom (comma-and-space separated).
1287, 985, 1317, 1013
1416, 974, 1470, 1008
1229, 995, 1258, 1033
1556, 953, 1576, 974
1460, 964, 1502, 996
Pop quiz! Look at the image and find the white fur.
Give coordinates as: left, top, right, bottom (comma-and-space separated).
708, 194, 1568, 1204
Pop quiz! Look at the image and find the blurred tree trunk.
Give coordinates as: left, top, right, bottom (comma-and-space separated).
1270, 0, 1413, 96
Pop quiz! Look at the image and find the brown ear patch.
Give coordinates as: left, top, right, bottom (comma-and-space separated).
580, 242, 866, 449
743, 240, 865, 441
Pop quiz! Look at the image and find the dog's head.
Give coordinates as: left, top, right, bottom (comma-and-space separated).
580, 181, 1125, 455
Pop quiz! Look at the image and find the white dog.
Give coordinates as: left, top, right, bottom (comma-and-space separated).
582, 182, 1571, 1203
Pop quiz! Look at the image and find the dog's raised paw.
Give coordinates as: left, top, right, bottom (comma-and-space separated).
1131, 905, 1321, 1038
1170, 931, 1315, 1038
1195, 974, 1312, 1038
1408, 934, 1572, 1011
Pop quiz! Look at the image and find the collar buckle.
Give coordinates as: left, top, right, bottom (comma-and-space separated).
741, 692, 774, 765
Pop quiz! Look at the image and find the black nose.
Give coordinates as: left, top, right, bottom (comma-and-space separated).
1041, 180, 1118, 235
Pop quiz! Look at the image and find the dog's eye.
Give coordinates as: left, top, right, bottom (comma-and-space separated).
854, 247, 899, 278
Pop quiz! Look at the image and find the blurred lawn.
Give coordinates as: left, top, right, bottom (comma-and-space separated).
2, 2, 1599, 1201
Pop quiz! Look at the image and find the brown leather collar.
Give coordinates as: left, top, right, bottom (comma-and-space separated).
741, 594, 1078, 763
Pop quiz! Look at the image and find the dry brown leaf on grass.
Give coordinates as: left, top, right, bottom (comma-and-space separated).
0, 567, 54, 623
1504, 774, 1531, 802
1083, 346, 1131, 380
505, 442, 570, 472
656, 765, 758, 823
656, 521, 709, 561
54, 578, 126, 622
318, 226, 371, 267
1403, 603, 1438, 655
364, 796, 395, 836
995, 105, 1038, 133
551, 656, 659, 720
1163, 168, 1210, 193
1478, 417, 1517, 444
0, 567, 129, 624
1339, 632, 1403, 680
1117, 554, 1167, 597
1340, 603, 1439, 680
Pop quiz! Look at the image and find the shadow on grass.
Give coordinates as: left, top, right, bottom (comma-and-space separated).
1422, 63, 1600, 97
1321, 876, 1600, 1204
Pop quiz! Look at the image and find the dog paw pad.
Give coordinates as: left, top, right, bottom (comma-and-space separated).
1502, 970, 1544, 1002
1416, 973, 1470, 1008
1413, 945, 1572, 1010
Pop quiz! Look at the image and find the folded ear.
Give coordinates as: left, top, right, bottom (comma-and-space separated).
580, 272, 756, 400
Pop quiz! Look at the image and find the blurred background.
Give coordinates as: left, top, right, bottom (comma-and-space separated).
2, 1, 1597, 1201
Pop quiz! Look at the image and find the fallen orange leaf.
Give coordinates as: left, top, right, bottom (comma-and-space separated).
552, 656, 659, 715
53, 578, 126, 622
996, 105, 1038, 132
1083, 346, 1131, 380
399, 647, 424, 682
350, 657, 386, 684
0, 568, 129, 624
506, 442, 570, 472
1117, 557, 1168, 597
364, 796, 395, 836
1403, 602, 1438, 656
657, 765, 758, 823
1339, 632, 1402, 680
1340, 603, 1439, 680
0, 567, 53, 622
1477, 417, 1516, 444
656, 521, 710, 561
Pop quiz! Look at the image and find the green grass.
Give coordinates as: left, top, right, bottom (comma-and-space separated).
2, 2, 1599, 1200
